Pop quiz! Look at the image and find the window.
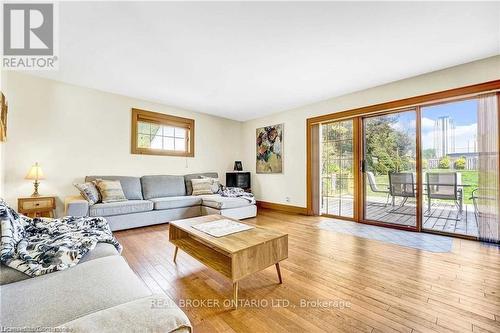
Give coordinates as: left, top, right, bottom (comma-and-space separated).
131, 108, 194, 157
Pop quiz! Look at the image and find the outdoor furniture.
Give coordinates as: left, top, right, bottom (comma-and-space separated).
426, 172, 463, 215
366, 171, 390, 206
389, 172, 416, 206
471, 188, 480, 222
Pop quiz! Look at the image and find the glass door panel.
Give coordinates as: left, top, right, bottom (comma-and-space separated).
420, 99, 480, 237
320, 120, 354, 218
362, 110, 417, 227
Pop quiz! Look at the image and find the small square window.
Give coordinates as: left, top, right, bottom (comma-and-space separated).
132, 109, 194, 157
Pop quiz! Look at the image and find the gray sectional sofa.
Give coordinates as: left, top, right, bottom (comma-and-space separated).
0, 243, 192, 332
65, 172, 257, 231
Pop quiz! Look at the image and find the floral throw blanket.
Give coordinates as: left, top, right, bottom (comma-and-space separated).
218, 187, 256, 204
0, 200, 122, 277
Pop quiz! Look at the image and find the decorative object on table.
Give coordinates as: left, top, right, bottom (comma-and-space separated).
226, 171, 251, 192
256, 123, 283, 173
25, 162, 45, 197
94, 179, 127, 203
233, 161, 243, 171
17, 196, 56, 218
74, 181, 101, 205
192, 219, 254, 237
0, 199, 122, 277
0, 92, 7, 142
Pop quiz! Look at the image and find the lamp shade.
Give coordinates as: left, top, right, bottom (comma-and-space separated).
25, 163, 45, 180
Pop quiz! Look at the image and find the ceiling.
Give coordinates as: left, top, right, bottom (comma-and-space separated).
33, 2, 500, 121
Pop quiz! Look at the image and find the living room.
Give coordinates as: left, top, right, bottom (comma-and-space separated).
1, 2, 499, 333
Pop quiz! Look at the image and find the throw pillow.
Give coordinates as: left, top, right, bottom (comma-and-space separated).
199, 176, 221, 193
74, 182, 101, 205
191, 178, 213, 196
94, 179, 127, 203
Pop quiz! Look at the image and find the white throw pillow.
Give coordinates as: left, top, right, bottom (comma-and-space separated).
199, 176, 221, 193
191, 178, 213, 196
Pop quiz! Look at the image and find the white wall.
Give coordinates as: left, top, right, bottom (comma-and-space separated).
241, 56, 500, 208
0, 143, 4, 198
1, 72, 242, 215
3, 56, 500, 214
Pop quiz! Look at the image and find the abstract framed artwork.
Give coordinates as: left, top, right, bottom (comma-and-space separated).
0, 93, 7, 142
256, 123, 283, 173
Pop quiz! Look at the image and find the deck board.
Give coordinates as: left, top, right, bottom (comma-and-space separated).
322, 196, 478, 237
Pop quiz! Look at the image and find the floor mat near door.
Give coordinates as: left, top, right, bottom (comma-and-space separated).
318, 219, 453, 253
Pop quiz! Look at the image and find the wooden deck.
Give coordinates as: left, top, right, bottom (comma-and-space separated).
322, 196, 478, 237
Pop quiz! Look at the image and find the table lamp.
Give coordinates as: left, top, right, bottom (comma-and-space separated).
25, 162, 45, 197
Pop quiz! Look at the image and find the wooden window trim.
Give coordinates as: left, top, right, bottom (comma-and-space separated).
131, 108, 195, 157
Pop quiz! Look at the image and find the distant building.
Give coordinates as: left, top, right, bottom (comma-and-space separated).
433, 116, 455, 158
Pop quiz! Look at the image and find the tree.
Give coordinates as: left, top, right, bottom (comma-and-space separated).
423, 148, 436, 159
454, 156, 466, 170
439, 156, 451, 169
364, 116, 414, 175
422, 159, 428, 170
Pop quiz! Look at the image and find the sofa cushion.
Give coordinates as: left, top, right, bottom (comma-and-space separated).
0, 243, 119, 286
184, 172, 218, 195
200, 194, 253, 209
150, 196, 202, 210
89, 200, 153, 217
86, 176, 143, 200
0, 256, 151, 328
0, 264, 29, 285
58, 295, 192, 333
80, 243, 120, 263
141, 175, 186, 199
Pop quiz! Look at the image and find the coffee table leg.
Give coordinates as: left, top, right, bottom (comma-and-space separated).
173, 246, 178, 263
233, 281, 239, 309
275, 263, 283, 284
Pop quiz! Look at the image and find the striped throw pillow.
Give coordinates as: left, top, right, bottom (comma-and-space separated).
191, 178, 213, 196
95, 179, 127, 203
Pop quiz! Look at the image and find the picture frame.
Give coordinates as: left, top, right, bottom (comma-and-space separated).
256, 123, 283, 173
0, 92, 7, 142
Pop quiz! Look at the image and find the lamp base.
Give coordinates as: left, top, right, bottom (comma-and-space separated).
31, 181, 40, 197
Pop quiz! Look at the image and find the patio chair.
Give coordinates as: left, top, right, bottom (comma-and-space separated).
366, 171, 390, 206
389, 172, 415, 207
426, 172, 463, 214
470, 188, 479, 223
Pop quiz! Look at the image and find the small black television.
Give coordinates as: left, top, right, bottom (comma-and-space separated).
226, 172, 251, 192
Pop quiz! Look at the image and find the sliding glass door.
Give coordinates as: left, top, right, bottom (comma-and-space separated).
420, 96, 499, 241
320, 120, 355, 218
420, 99, 479, 237
362, 110, 418, 228
312, 89, 499, 242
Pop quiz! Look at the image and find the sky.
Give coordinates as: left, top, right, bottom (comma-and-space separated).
421, 99, 477, 152
382, 99, 477, 153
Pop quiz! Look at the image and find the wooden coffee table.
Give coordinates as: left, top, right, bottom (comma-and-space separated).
169, 214, 288, 308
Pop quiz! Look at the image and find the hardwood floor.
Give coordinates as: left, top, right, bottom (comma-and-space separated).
114, 209, 500, 333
